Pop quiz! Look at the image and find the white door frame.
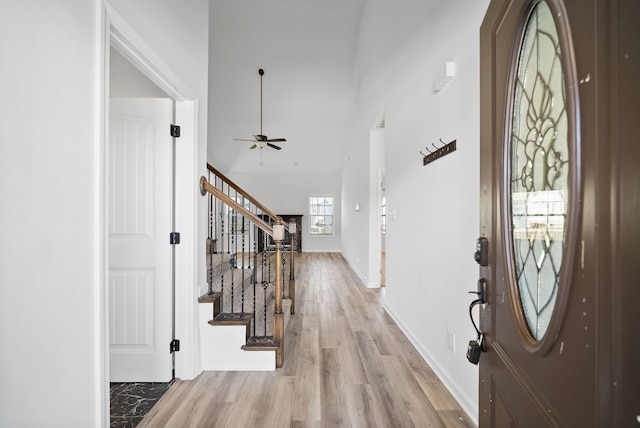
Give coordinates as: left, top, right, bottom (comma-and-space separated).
102, 0, 200, 399
367, 115, 385, 288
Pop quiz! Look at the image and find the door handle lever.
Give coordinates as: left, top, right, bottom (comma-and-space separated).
468, 278, 487, 303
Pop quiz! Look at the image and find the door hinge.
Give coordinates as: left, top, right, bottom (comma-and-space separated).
170, 232, 181, 245
170, 124, 181, 138
170, 339, 180, 353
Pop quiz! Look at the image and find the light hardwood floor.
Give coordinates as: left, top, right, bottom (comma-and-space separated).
139, 253, 474, 427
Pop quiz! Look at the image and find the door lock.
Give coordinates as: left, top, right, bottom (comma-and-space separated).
466, 339, 483, 365
474, 237, 489, 266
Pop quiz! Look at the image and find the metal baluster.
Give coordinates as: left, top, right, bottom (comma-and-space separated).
262, 240, 268, 338
267, 233, 272, 284
219, 208, 225, 312
226, 193, 231, 255
252, 222, 258, 339
282, 256, 286, 300
230, 208, 236, 315
207, 192, 214, 295
241, 215, 246, 314
206, 171, 213, 296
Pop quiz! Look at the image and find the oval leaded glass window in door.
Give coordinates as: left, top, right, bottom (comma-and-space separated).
509, 1, 571, 342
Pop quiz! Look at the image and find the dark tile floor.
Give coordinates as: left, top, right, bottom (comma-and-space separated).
110, 382, 172, 428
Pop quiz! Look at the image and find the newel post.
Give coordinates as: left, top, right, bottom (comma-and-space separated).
272, 221, 285, 368
288, 219, 296, 314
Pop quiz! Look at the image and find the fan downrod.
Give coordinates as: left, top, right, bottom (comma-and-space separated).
232, 67, 286, 149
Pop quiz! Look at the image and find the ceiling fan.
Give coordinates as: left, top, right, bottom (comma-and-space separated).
234, 68, 287, 150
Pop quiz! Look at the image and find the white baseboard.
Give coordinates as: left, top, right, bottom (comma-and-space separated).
340, 253, 370, 287
382, 302, 479, 426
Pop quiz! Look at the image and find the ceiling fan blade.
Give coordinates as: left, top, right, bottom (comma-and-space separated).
267, 143, 282, 150
266, 138, 286, 142
233, 138, 256, 142
249, 144, 257, 149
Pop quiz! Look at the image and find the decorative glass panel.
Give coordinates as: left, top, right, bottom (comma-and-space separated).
510, 1, 568, 340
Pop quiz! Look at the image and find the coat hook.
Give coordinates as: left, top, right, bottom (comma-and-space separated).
421, 143, 435, 157
422, 138, 457, 166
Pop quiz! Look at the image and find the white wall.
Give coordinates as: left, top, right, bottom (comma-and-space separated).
341, 148, 373, 283
227, 171, 342, 253
0, 1, 209, 426
0, 1, 104, 426
206, 0, 361, 174
341, 0, 490, 422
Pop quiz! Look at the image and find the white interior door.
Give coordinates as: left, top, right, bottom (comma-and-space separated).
109, 97, 173, 382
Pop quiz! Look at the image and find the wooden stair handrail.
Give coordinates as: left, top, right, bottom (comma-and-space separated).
201, 169, 293, 368
206, 164, 284, 227
200, 176, 274, 235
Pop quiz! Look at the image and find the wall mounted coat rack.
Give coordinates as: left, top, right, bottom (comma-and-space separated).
421, 139, 457, 166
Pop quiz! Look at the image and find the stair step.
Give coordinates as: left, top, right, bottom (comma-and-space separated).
242, 336, 279, 351
198, 291, 222, 304
210, 312, 254, 342
210, 312, 254, 325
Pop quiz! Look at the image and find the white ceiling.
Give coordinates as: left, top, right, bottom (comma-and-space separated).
208, 0, 364, 173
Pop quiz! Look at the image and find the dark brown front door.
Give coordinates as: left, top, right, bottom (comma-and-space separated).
478, 0, 639, 426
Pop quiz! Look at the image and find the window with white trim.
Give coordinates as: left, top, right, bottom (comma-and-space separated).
309, 196, 334, 236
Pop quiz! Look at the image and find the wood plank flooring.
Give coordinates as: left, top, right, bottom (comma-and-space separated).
138, 252, 474, 428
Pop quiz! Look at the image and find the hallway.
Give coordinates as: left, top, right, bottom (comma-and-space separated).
138, 253, 473, 427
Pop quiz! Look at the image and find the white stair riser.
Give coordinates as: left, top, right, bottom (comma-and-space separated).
198, 304, 275, 371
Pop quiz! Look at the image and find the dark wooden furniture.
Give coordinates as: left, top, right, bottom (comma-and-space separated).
257, 214, 303, 252
279, 215, 302, 252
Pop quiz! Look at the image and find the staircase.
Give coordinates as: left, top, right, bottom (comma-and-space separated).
198, 164, 297, 370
